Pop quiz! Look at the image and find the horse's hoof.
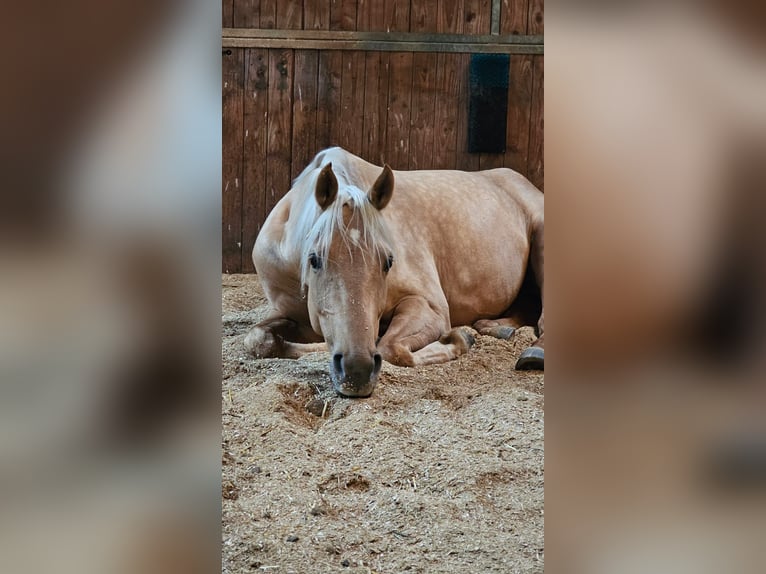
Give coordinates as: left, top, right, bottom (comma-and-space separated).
488, 326, 516, 340
440, 327, 475, 352
516, 346, 544, 371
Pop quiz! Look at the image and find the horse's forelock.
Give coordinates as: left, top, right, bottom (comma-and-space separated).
299, 181, 394, 288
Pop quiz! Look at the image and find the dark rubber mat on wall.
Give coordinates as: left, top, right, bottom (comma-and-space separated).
468, 54, 510, 153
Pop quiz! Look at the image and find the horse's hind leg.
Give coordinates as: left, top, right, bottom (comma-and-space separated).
244, 317, 326, 359
377, 297, 475, 367
516, 220, 544, 371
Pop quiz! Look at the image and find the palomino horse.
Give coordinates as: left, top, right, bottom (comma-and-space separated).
245, 147, 544, 397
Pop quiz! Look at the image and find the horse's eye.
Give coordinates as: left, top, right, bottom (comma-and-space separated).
309, 253, 322, 270
383, 255, 394, 273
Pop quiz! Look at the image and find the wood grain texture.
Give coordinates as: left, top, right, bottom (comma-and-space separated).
305, 0, 330, 29
242, 48, 270, 273
455, 53, 479, 170
278, 0, 303, 29
384, 0, 410, 32
385, 52, 414, 169
501, 0, 528, 35
527, 54, 543, 190
438, 0, 464, 34
503, 53, 532, 176
409, 52, 437, 170
464, 0, 492, 34
223, 0, 234, 28
432, 52, 460, 169
265, 49, 294, 222
222, 49, 245, 273
339, 51, 366, 155
260, 0, 276, 29
291, 50, 319, 181
316, 50, 343, 149
232, 0, 258, 28
527, 0, 543, 35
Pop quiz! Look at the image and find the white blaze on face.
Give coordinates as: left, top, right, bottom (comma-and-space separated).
348, 228, 361, 245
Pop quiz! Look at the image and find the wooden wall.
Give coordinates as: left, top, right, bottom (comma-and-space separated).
223, 0, 544, 273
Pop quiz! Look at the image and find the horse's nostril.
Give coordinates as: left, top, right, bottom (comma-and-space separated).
373, 353, 382, 371
333, 353, 343, 373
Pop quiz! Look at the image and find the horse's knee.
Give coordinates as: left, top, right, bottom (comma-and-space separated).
244, 326, 283, 358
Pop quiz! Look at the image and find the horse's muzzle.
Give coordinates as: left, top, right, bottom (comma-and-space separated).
331, 352, 382, 397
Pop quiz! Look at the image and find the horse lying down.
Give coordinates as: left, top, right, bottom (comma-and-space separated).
245, 147, 544, 397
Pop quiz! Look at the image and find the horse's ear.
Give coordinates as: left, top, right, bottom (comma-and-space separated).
369, 164, 394, 210
315, 163, 338, 211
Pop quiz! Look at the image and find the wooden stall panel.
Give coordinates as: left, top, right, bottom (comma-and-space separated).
265, 49, 294, 219
437, 0, 464, 34
222, 49, 245, 273
463, 0, 491, 35
291, 50, 319, 181
385, 52, 414, 169
501, 0, 528, 35
241, 49, 270, 273
223, 0, 234, 28
316, 50, 343, 149
504, 53, 533, 175
339, 51, 367, 156
528, 0, 543, 34
527, 54, 543, 190
432, 52, 460, 170
305, 0, 330, 29
233, 0, 258, 27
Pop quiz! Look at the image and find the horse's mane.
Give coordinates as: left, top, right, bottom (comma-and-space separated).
288, 149, 395, 288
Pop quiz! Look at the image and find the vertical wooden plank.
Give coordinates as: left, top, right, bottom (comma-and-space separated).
242, 49, 270, 273
291, 50, 318, 181
339, 51, 366, 156
464, 0, 491, 34
501, 0, 528, 35
409, 0, 438, 170
260, 0, 276, 28
342, 0, 359, 30
316, 50, 343, 149
305, 0, 330, 29
223, 0, 234, 28
455, 53, 479, 170
384, 0, 410, 32
432, 52, 460, 170
503, 53, 532, 176
277, 0, 303, 29
358, 0, 389, 164
409, 53, 437, 170
232, 0, 259, 28
265, 49, 294, 224
386, 52, 414, 169
330, 0, 356, 31
361, 52, 381, 163
527, 55, 543, 190
437, 0, 464, 34
222, 49, 245, 273
527, 0, 544, 35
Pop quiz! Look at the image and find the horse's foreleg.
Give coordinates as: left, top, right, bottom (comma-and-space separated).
516, 221, 544, 370
244, 317, 326, 359
377, 297, 475, 367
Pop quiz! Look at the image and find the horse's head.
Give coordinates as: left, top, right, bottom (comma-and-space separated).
303, 163, 395, 397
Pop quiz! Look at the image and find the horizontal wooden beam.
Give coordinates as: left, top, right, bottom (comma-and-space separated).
222, 28, 544, 54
